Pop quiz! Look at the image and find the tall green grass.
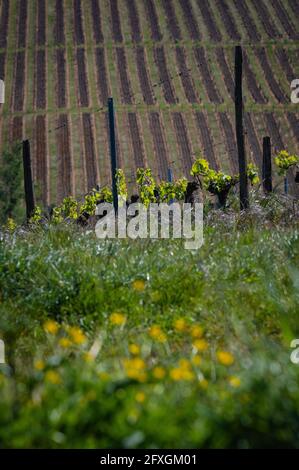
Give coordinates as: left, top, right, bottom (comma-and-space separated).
0, 219, 299, 448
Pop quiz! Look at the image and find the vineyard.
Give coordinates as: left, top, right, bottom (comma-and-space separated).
0, 0, 298, 206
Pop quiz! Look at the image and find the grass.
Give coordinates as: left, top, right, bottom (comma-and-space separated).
1, 210, 299, 448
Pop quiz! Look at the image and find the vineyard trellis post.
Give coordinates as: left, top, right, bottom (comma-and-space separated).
262, 136, 272, 193
234, 46, 249, 210
22, 140, 35, 221
108, 97, 118, 213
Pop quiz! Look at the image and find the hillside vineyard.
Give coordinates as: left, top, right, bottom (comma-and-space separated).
0, 0, 298, 205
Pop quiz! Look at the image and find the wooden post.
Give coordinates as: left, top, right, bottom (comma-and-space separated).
108, 97, 118, 213
234, 46, 249, 210
22, 140, 35, 220
262, 136, 272, 193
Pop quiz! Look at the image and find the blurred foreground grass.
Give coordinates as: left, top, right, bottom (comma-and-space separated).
0, 219, 299, 448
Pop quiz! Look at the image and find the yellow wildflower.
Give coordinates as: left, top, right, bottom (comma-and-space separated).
34, 360, 45, 371
174, 318, 188, 332
132, 279, 146, 292
190, 325, 203, 338
45, 370, 61, 385
135, 392, 146, 403
178, 358, 191, 369
59, 337, 72, 349
123, 358, 147, 382
109, 312, 126, 326
193, 339, 208, 351
69, 326, 86, 345
229, 376, 241, 388
191, 355, 202, 366
149, 325, 167, 343
152, 366, 166, 379
217, 351, 234, 366
129, 344, 141, 355
170, 364, 194, 381
43, 320, 59, 335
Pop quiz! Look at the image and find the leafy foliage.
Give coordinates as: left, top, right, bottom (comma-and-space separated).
274, 150, 298, 175
247, 163, 260, 185
136, 168, 156, 207
115, 169, 128, 206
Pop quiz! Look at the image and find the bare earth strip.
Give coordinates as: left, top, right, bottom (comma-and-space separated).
143, 0, 162, 41
161, 0, 182, 40
73, 0, 85, 45
56, 114, 74, 200
17, 0, 28, 48
275, 47, 297, 83
193, 47, 223, 104
232, 0, 260, 41
82, 113, 99, 189
0, 0, 9, 48
35, 50, 47, 110
251, 0, 280, 39
135, 47, 155, 105
255, 48, 287, 103
286, 113, 299, 147
154, 47, 177, 104
10, 116, 23, 142
128, 112, 145, 167
172, 112, 193, 176
37, 0, 46, 46
35, 115, 49, 206
116, 47, 133, 105
178, 0, 201, 40
54, 0, 65, 45
76, 48, 89, 107
94, 47, 110, 106
196, 0, 222, 42
215, 48, 234, 101
91, 0, 104, 44
244, 113, 263, 169
0, 52, 5, 79
110, 0, 123, 43
243, 51, 268, 104
12, 52, 26, 112
215, 0, 241, 40
56, 48, 67, 108
218, 112, 238, 173
270, 0, 298, 39
175, 47, 198, 104
125, 0, 142, 43
148, 112, 169, 179
194, 111, 218, 170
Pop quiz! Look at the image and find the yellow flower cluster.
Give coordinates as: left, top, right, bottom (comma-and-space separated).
217, 351, 234, 366
123, 357, 147, 382
149, 325, 167, 343
68, 326, 86, 345
45, 370, 61, 385
43, 320, 59, 335
132, 279, 146, 292
109, 312, 126, 326
170, 359, 195, 381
